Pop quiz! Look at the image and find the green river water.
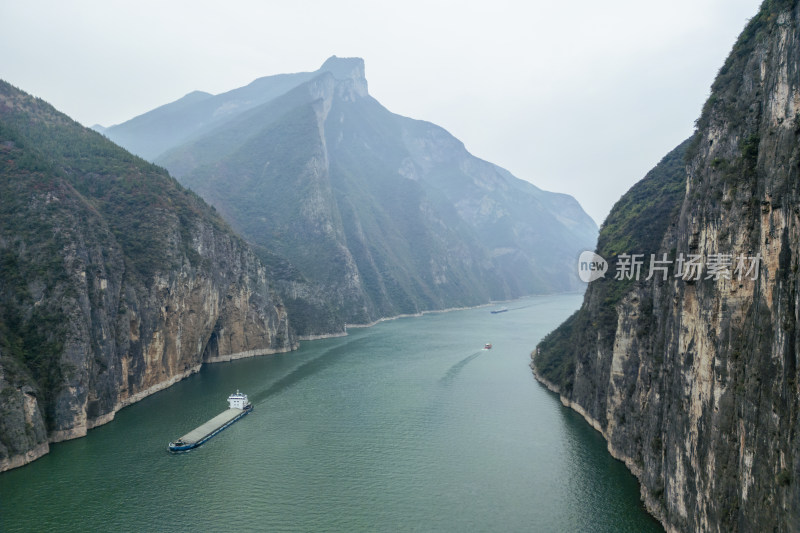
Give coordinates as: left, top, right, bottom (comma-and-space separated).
0, 293, 663, 532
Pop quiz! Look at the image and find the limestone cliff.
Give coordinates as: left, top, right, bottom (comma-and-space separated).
0, 80, 295, 471
534, 1, 800, 530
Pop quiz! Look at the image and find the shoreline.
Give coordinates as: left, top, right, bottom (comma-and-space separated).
297, 331, 348, 341
46, 342, 303, 445
4, 291, 579, 473
530, 361, 670, 532
0, 343, 298, 473
344, 295, 550, 329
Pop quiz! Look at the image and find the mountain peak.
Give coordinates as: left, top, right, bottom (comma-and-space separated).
319, 56, 365, 79
318, 56, 368, 97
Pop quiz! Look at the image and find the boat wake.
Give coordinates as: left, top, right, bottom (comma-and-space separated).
250, 336, 373, 405
439, 351, 482, 385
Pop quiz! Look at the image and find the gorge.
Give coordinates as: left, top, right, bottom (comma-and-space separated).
0, 57, 596, 471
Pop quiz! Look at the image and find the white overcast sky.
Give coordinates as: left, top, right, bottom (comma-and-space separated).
0, 0, 763, 224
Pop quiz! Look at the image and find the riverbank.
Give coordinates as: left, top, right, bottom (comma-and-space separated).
3, 292, 576, 474
530, 360, 668, 532
344, 299, 527, 329
299, 300, 522, 338
0, 342, 297, 474
1, 293, 661, 532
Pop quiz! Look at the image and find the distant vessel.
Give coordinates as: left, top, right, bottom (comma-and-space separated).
484, 343, 493, 350
168, 391, 253, 452
490, 307, 508, 314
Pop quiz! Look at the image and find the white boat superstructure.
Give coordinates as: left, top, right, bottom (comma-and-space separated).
227, 390, 250, 410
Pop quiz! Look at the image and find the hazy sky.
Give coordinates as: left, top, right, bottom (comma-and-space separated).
1, 0, 763, 224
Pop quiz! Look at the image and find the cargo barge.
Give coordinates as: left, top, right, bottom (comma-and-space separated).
168, 391, 253, 452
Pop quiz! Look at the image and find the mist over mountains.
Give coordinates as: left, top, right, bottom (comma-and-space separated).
102, 56, 598, 335
0, 55, 597, 471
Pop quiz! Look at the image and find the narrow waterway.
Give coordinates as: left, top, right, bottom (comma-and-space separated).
0, 294, 662, 532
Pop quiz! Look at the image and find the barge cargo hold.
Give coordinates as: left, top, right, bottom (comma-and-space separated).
168, 391, 252, 452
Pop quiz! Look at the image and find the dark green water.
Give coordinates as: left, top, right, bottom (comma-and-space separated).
0, 294, 663, 532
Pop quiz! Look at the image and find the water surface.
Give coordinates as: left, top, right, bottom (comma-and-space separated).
0, 294, 662, 532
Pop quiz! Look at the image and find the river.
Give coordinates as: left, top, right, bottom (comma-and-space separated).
0, 293, 662, 532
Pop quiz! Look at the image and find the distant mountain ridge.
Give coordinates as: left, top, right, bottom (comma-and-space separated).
102, 57, 598, 336
102, 72, 317, 161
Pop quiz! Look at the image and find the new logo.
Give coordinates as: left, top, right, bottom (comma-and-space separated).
578, 251, 608, 282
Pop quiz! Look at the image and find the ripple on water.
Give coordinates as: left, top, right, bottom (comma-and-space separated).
0, 295, 662, 532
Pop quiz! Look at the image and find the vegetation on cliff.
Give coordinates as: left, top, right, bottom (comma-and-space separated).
533, 1, 800, 530
535, 139, 689, 391
0, 80, 293, 470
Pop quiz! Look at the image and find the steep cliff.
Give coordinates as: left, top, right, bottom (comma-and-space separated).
533, 1, 800, 530
103, 57, 598, 336
0, 81, 295, 471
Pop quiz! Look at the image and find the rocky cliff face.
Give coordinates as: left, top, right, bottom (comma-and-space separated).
0, 81, 295, 472
533, 1, 800, 531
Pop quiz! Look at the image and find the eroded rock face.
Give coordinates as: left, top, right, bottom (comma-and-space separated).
47, 216, 295, 445
0, 80, 296, 472
534, 2, 800, 531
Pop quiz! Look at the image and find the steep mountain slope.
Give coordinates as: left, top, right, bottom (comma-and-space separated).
0, 81, 295, 472
533, 1, 800, 530
106, 57, 597, 336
